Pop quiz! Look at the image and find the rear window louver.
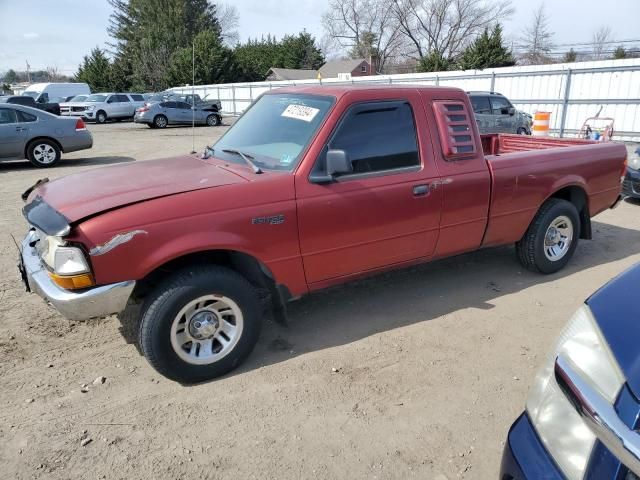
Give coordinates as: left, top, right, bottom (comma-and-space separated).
433, 101, 477, 160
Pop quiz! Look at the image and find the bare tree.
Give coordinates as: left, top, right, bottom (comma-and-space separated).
322, 0, 405, 72
518, 4, 554, 65
591, 25, 612, 60
217, 3, 240, 47
46, 66, 61, 82
390, 0, 513, 61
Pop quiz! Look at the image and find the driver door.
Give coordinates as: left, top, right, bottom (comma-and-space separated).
295, 92, 442, 286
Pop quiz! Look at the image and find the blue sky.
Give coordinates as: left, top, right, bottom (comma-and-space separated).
0, 0, 638, 75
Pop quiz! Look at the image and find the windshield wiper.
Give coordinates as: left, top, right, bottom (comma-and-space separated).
221, 148, 263, 174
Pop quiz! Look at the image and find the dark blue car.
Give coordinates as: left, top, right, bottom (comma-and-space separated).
622, 147, 640, 200
501, 263, 640, 480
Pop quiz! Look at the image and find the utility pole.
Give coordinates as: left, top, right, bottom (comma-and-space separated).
25, 60, 31, 83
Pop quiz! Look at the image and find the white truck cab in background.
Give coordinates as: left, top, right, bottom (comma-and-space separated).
21, 83, 91, 104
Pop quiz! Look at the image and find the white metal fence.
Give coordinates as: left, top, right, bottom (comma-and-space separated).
169, 58, 640, 142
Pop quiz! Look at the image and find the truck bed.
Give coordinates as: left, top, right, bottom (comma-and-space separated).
480, 134, 595, 155
481, 135, 626, 248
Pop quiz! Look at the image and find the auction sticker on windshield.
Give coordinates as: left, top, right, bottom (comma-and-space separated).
281, 104, 319, 122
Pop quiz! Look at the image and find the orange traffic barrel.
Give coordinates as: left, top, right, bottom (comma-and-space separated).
532, 111, 551, 136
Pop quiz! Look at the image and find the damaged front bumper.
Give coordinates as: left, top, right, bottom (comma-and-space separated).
18, 230, 135, 321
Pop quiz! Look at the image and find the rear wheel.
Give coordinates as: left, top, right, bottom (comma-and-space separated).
153, 115, 168, 128
27, 139, 61, 167
516, 199, 580, 274
95, 110, 107, 124
138, 266, 262, 383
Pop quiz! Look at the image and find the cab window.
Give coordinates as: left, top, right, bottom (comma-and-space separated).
320, 101, 420, 176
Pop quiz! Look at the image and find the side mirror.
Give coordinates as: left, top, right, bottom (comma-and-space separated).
309, 149, 352, 184
507, 107, 516, 116
326, 149, 352, 176
107, 98, 113, 104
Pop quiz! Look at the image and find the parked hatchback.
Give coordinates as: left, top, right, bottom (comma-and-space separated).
468, 91, 532, 135
501, 263, 640, 479
0, 104, 92, 167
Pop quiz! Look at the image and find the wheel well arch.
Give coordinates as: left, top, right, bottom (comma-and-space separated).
547, 185, 591, 240
24, 136, 64, 157
132, 250, 290, 317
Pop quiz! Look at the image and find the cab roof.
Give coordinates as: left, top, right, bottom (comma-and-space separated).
272, 84, 465, 99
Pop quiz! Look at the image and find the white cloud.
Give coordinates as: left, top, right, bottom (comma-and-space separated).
23, 32, 39, 40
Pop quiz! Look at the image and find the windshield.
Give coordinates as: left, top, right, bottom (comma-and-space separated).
22, 91, 40, 98
213, 93, 334, 171
86, 94, 107, 102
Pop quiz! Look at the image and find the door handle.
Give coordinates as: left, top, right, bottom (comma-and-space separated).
15, 127, 25, 132
412, 184, 429, 196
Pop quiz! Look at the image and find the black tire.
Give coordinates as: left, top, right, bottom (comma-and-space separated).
206, 114, 220, 127
517, 127, 529, 135
26, 139, 61, 168
95, 110, 107, 124
516, 198, 580, 274
138, 266, 262, 383
153, 114, 168, 128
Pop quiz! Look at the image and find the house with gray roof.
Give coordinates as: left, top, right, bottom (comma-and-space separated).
265, 58, 376, 82
266, 68, 319, 81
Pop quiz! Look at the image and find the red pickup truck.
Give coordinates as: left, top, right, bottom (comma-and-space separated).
19, 85, 627, 382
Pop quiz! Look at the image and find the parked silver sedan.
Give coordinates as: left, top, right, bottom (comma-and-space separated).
134, 100, 221, 128
0, 104, 93, 167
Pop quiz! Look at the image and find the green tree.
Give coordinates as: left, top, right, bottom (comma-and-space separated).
75, 47, 112, 91
234, 35, 281, 81
107, 0, 222, 90
167, 30, 236, 86
3, 69, 18, 83
613, 46, 627, 59
417, 51, 452, 72
109, 56, 133, 91
562, 48, 577, 63
277, 32, 325, 70
457, 24, 515, 70
235, 32, 325, 82
349, 31, 378, 60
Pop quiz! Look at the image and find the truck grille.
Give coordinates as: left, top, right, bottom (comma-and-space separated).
72, 106, 86, 112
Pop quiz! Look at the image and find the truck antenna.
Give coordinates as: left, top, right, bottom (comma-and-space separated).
190, 41, 196, 154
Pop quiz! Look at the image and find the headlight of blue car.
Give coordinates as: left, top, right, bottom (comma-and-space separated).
526, 304, 625, 480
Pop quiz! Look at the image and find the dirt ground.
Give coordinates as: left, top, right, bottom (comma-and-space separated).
1, 121, 639, 480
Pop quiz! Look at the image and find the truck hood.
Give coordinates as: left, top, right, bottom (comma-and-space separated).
28, 155, 245, 224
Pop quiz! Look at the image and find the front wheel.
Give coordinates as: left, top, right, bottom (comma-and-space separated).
95, 110, 107, 124
206, 114, 220, 126
138, 266, 262, 383
516, 198, 580, 274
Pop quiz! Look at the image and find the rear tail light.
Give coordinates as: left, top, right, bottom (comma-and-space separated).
75, 119, 86, 131
137, 106, 149, 113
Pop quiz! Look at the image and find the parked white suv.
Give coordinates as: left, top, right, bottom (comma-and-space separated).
69, 93, 145, 123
